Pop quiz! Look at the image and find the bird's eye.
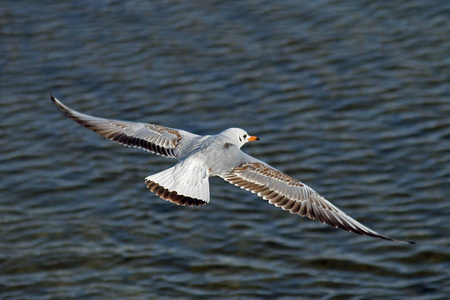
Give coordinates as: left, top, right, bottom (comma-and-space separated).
243, 134, 247, 139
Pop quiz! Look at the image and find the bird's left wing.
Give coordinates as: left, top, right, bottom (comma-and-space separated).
50, 93, 198, 159
221, 151, 415, 244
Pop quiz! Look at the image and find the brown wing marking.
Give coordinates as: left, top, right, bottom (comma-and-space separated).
223, 162, 415, 244
50, 93, 181, 158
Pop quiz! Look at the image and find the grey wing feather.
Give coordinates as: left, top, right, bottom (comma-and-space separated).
49, 92, 196, 158
222, 152, 415, 244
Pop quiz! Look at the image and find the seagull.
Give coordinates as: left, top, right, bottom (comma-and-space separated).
49, 92, 415, 244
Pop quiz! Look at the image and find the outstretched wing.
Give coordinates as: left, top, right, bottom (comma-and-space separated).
222, 153, 415, 244
50, 92, 197, 159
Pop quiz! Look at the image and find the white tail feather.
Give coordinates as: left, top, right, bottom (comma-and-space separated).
145, 159, 210, 204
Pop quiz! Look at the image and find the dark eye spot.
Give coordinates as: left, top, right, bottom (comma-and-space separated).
243, 134, 247, 139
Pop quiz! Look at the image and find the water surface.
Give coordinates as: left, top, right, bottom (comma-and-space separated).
1, 1, 449, 299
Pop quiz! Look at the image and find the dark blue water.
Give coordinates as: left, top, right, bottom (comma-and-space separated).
1, 1, 449, 299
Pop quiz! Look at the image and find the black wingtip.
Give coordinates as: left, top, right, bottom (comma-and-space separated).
49, 91, 57, 103
386, 236, 416, 245
367, 231, 416, 245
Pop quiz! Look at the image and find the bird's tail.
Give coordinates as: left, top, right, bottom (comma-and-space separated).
145, 160, 210, 206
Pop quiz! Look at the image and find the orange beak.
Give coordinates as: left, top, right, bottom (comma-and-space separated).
248, 136, 259, 142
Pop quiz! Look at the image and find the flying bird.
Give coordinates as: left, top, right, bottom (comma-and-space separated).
49, 92, 415, 244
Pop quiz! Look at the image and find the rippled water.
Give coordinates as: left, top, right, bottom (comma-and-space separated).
1, 0, 449, 299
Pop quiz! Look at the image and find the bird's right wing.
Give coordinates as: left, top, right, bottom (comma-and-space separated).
50, 92, 197, 159
221, 150, 415, 244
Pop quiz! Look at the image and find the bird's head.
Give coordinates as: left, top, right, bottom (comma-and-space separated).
222, 128, 259, 148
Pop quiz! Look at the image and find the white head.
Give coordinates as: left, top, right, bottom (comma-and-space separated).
221, 128, 259, 148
